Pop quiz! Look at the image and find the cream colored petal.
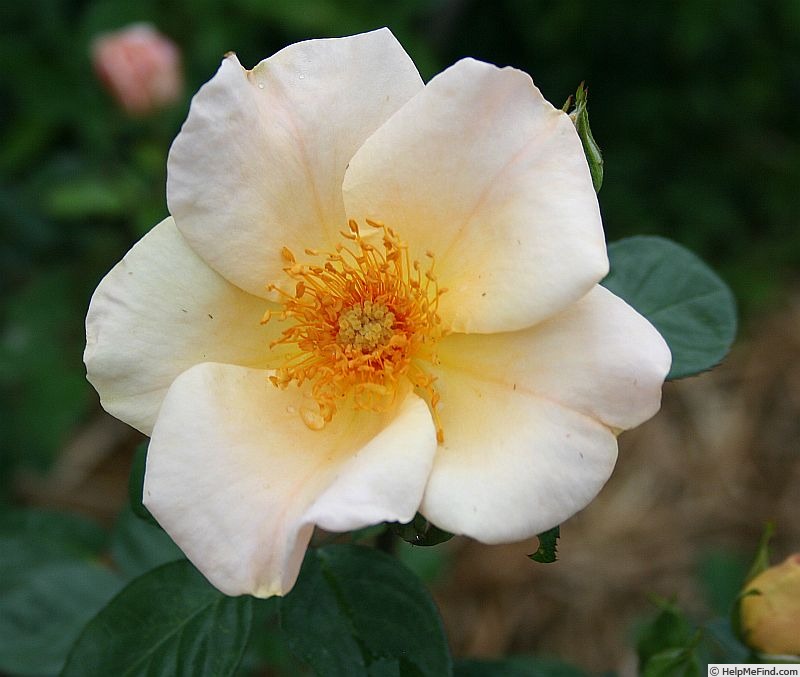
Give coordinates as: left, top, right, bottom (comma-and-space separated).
84, 217, 271, 436
343, 58, 607, 334
436, 285, 671, 431
422, 391, 616, 543
167, 29, 424, 299
144, 363, 437, 597
420, 286, 669, 542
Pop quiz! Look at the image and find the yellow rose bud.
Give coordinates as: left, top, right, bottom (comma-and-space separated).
740, 553, 800, 656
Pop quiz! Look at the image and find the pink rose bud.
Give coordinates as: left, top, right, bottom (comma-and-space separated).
740, 553, 800, 656
92, 23, 182, 115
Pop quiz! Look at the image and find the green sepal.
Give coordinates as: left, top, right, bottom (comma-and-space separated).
731, 522, 775, 644
566, 82, 604, 192
391, 512, 454, 547
743, 522, 775, 585
528, 525, 559, 564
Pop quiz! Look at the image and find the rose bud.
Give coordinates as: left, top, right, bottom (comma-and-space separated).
740, 553, 800, 656
91, 23, 182, 115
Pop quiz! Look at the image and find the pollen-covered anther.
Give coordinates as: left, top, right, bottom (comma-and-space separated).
263, 220, 446, 437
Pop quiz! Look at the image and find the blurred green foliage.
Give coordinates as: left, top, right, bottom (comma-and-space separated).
1, 1, 798, 495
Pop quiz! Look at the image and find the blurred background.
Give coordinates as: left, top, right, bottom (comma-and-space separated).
2, 0, 799, 673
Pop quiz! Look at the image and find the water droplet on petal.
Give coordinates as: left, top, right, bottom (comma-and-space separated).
300, 406, 325, 430
257, 83, 264, 89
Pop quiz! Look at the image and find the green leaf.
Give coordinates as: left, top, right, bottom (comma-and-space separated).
636, 598, 696, 669
569, 83, 604, 192
455, 656, 588, 677
0, 509, 122, 676
602, 236, 737, 379
235, 597, 301, 677
61, 560, 253, 677
0, 560, 123, 676
368, 658, 402, 677
110, 504, 184, 579
528, 526, 560, 564
697, 550, 749, 616
702, 617, 750, 663
391, 512, 453, 547
43, 174, 139, 220
642, 641, 702, 677
0, 268, 92, 468
397, 539, 450, 583
348, 523, 388, 543
0, 508, 107, 565
280, 544, 452, 677
128, 441, 160, 526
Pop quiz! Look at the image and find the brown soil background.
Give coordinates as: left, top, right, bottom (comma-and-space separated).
16, 296, 800, 674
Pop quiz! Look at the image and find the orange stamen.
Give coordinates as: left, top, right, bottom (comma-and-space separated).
264, 220, 446, 439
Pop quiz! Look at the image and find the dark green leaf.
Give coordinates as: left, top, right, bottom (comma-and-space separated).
61, 560, 253, 677
602, 236, 737, 379
282, 549, 365, 676
110, 504, 184, 579
0, 560, 123, 676
0, 509, 122, 676
455, 656, 588, 677
697, 550, 749, 616
528, 526, 559, 564
280, 544, 452, 677
397, 539, 449, 583
0, 268, 92, 468
348, 524, 388, 543
368, 658, 402, 677
0, 508, 107, 565
128, 441, 160, 526
235, 598, 302, 677
391, 512, 453, 547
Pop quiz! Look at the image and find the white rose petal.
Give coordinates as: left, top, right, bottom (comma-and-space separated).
167, 29, 424, 299
145, 362, 437, 597
85, 217, 271, 435
343, 58, 607, 334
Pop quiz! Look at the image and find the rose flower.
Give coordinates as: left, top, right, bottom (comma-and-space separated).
85, 29, 670, 597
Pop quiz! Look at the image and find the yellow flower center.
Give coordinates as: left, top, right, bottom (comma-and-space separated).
262, 219, 446, 441
336, 301, 396, 352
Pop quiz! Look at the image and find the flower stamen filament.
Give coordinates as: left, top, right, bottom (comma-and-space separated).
263, 219, 446, 440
